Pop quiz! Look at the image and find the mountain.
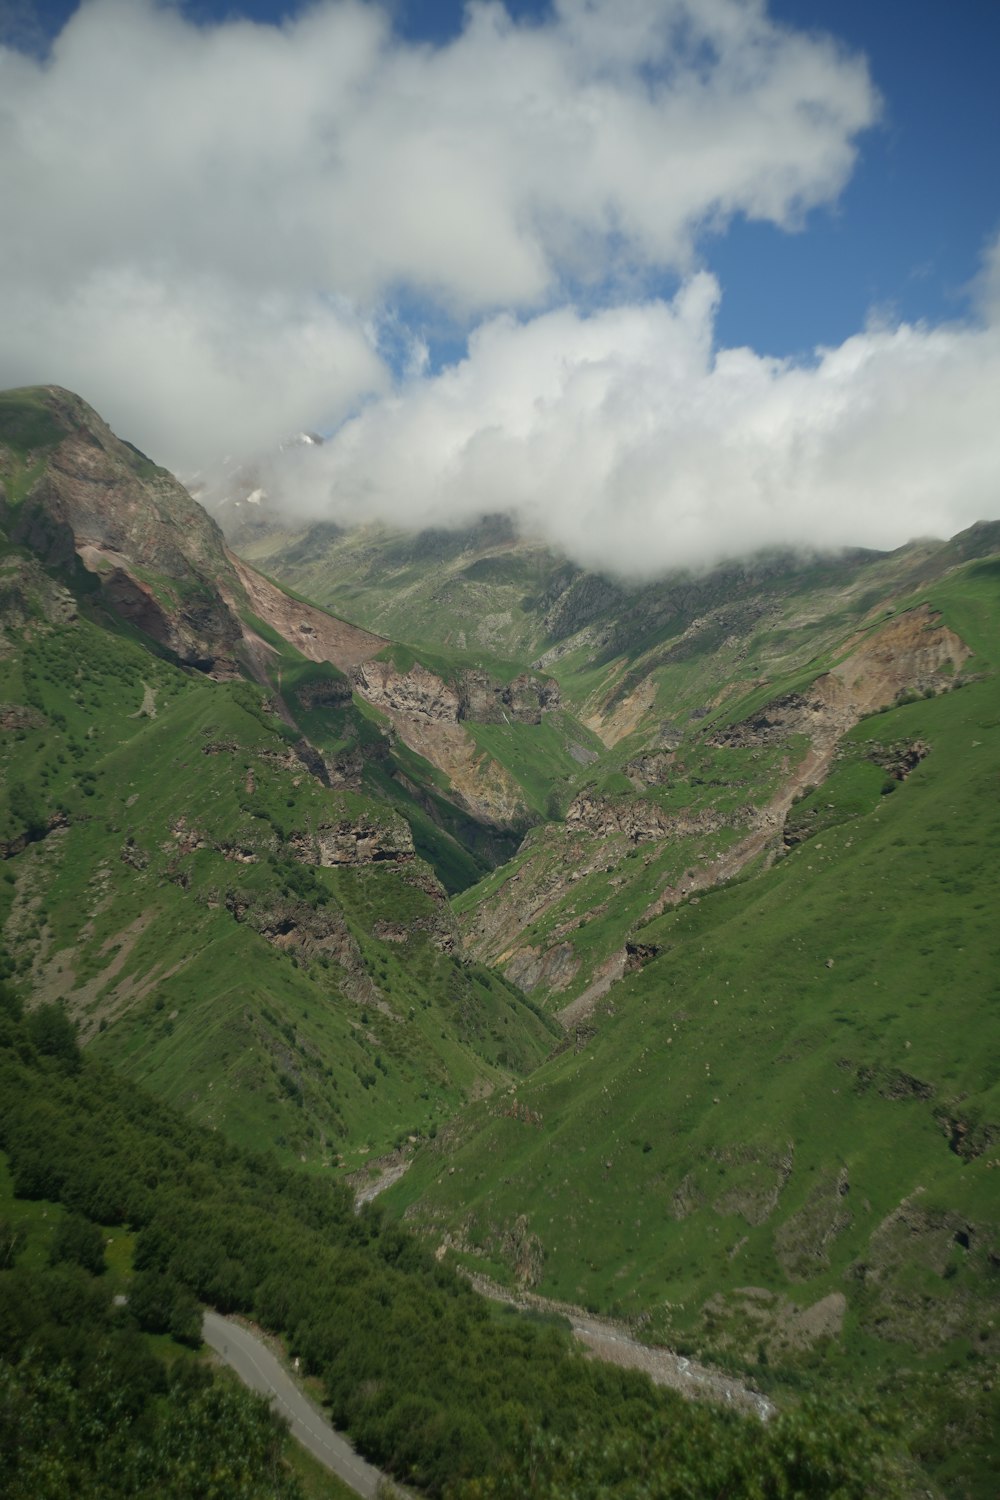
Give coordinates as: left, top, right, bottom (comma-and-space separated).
3, 386, 999, 1495
224, 488, 1000, 1497
228, 505, 999, 1008
0, 387, 560, 1171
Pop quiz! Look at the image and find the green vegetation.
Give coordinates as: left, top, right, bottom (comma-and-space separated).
0, 1023, 303, 1497
0, 587, 554, 1169
465, 710, 602, 819
389, 638, 1000, 1497
0, 387, 66, 459
0, 995, 911, 1498
4, 387, 1000, 1496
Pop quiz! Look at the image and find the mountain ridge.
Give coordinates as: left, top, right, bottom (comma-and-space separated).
2, 385, 998, 1495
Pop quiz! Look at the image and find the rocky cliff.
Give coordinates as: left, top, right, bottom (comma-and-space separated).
0, 386, 387, 682
1, 387, 243, 671
349, 656, 560, 828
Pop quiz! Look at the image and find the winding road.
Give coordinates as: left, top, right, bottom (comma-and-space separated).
204, 1277, 773, 1499
202, 1310, 389, 1498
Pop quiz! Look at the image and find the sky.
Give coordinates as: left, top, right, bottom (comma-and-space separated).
1, 0, 998, 575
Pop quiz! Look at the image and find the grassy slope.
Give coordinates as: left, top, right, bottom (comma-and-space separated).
0, 584, 556, 1171
240, 521, 562, 665
451, 544, 989, 1012
385, 561, 1000, 1496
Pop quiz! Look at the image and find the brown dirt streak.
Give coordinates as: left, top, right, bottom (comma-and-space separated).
227, 551, 387, 670
462, 1272, 774, 1420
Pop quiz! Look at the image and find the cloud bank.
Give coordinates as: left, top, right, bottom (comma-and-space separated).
1, 1, 995, 572
286, 266, 1000, 574
0, 0, 874, 462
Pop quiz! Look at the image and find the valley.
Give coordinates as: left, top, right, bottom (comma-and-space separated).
1, 385, 998, 1497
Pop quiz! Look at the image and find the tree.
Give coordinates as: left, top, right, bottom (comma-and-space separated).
48, 1213, 105, 1276
26, 1003, 80, 1070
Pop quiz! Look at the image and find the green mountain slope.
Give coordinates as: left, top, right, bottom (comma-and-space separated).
5, 385, 999, 1495
237, 508, 1000, 1015
0, 389, 563, 1167
0, 995, 916, 1499
0, 584, 556, 1167
381, 559, 1000, 1497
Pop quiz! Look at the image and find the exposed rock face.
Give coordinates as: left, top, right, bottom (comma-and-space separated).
625, 940, 660, 972
167, 804, 414, 873
712, 606, 969, 752
865, 739, 930, 781
227, 551, 386, 672
624, 749, 678, 787
288, 814, 414, 867
0, 553, 78, 641
349, 658, 548, 829
565, 792, 729, 844
0, 386, 386, 683
0, 809, 70, 860
458, 670, 560, 724
504, 941, 580, 995
224, 890, 367, 968
1, 388, 243, 670
351, 658, 559, 728
0, 704, 46, 731
352, 659, 462, 723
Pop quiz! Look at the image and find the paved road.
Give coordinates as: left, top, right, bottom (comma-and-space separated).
202, 1310, 387, 1498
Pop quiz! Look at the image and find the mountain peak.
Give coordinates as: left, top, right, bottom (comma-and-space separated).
0, 385, 243, 669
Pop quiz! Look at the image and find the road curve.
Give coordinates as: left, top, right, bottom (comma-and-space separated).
202, 1310, 387, 1498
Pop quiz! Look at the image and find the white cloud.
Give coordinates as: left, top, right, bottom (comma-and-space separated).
12, 0, 986, 574
0, 0, 877, 468
279, 272, 1000, 575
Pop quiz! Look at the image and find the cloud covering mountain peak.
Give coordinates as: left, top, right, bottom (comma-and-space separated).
1, 1, 995, 573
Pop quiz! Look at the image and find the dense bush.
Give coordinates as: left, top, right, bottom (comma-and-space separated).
48, 1212, 105, 1276
0, 1266, 299, 1499
0, 1004, 910, 1498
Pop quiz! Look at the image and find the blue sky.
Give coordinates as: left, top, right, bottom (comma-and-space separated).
720, 0, 1000, 354
2, 1, 997, 571
16, 0, 999, 358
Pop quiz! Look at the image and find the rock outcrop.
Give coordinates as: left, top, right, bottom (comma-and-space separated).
288, 814, 414, 867
0, 553, 78, 640
352, 659, 462, 723
348, 657, 556, 829
0, 386, 387, 682
458, 670, 560, 724
1, 387, 243, 671
712, 607, 969, 752
565, 792, 730, 844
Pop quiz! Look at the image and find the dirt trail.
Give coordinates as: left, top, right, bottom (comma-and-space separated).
556, 950, 626, 1028
557, 743, 833, 1029
463, 1272, 774, 1421
644, 739, 833, 920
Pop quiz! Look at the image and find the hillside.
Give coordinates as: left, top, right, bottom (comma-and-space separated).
0, 991, 911, 1499
0, 388, 562, 1168
229, 500, 1000, 1013
2, 386, 998, 1495
234, 502, 1000, 1498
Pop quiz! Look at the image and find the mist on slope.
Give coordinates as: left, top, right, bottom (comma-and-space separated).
255, 260, 1000, 579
